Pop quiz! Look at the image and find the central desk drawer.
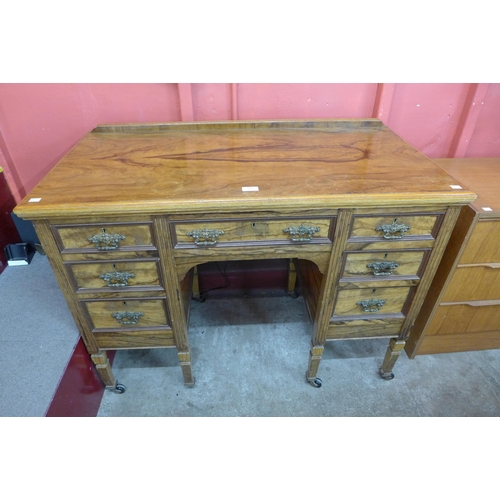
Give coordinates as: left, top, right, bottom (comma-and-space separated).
83, 298, 170, 330
171, 217, 334, 248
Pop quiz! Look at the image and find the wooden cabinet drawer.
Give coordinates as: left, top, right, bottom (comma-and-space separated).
427, 302, 500, 336
349, 213, 441, 240
442, 265, 500, 302
94, 329, 175, 349
171, 217, 333, 248
53, 222, 155, 252
342, 250, 427, 279
68, 259, 162, 293
333, 285, 414, 317
84, 298, 170, 330
459, 220, 500, 264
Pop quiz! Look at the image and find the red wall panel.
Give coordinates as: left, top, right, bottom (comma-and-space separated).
2, 83, 500, 205
384, 83, 470, 158
466, 84, 500, 157
236, 83, 378, 119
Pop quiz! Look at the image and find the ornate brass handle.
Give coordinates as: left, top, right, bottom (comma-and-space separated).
366, 261, 399, 276
88, 229, 126, 250
100, 271, 135, 287
376, 221, 411, 239
186, 228, 225, 246
283, 224, 320, 242
357, 298, 386, 313
112, 311, 144, 325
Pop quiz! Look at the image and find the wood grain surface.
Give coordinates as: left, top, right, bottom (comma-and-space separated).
14, 120, 476, 219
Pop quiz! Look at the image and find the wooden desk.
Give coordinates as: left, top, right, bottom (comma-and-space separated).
14, 119, 476, 392
406, 158, 500, 356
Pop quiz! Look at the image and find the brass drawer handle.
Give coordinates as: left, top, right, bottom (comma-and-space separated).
283, 224, 320, 242
112, 311, 144, 325
376, 220, 411, 239
100, 271, 135, 287
88, 229, 126, 250
357, 298, 386, 312
366, 261, 399, 276
186, 228, 225, 246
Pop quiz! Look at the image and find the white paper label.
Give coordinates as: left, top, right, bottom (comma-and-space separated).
242, 186, 259, 192
482, 207, 493, 212
450, 185, 462, 190
29, 198, 42, 202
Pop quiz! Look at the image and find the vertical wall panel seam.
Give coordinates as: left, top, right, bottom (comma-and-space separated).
371, 83, 396, 125
231, 83, 238, 120
178, 84, 195, 121
0, 101, 25, 201
447, 83, 490, 158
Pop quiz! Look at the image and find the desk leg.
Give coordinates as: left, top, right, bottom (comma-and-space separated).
178, 350, 195, 386
91, 350, 116, 388
379, 339, 406, 380
306, 343, 324, 385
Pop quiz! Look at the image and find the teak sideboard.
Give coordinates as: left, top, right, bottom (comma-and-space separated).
14, 119, 476, 392
406, 158, 500, 357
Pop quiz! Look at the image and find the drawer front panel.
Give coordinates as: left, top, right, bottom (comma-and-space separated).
427, 302, 500, 336
342, 250, 427, 279
459, 219, 500, 264
84, 298, 169, 330
54, 222, 155, 252
442, 266, 500, 302
333, 286, 413, 317
68, 260, 162, 292
327, 318, 404, 339
172, 218, 333, 248
349, 214, 440, 240
94, 329, 175, 349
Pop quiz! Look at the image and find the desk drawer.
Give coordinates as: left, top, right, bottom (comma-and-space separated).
333, 286, 414, 317
349, 213, 441, 240
94, 329, 175, 349
68, 259, 162, 292
53, 222, 155, 252
342, 250, 427, 279
441, 265, 500, 302
84, 298, 170, 330
172, 217, 333, 248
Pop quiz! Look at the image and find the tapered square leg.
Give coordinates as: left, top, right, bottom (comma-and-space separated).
380, 339, 406, 380
91, 350, 116, 388
178, 350, 195, 386
306, 343, 324, 382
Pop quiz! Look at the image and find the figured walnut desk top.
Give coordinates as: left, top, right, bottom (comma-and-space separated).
15, 119, 476, 219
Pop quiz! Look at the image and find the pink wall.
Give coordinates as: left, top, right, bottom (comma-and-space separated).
1, 83, 499, 203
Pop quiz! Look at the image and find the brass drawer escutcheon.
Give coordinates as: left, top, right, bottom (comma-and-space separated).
283, 224, 320, 242
357, 298, 386, 312
99, 271, 135, 287
376, 220, 411, 239
186, 228, 225, 246
88, 229, 126, 250
111, 311, 144, 325
366, 261, 399, 276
